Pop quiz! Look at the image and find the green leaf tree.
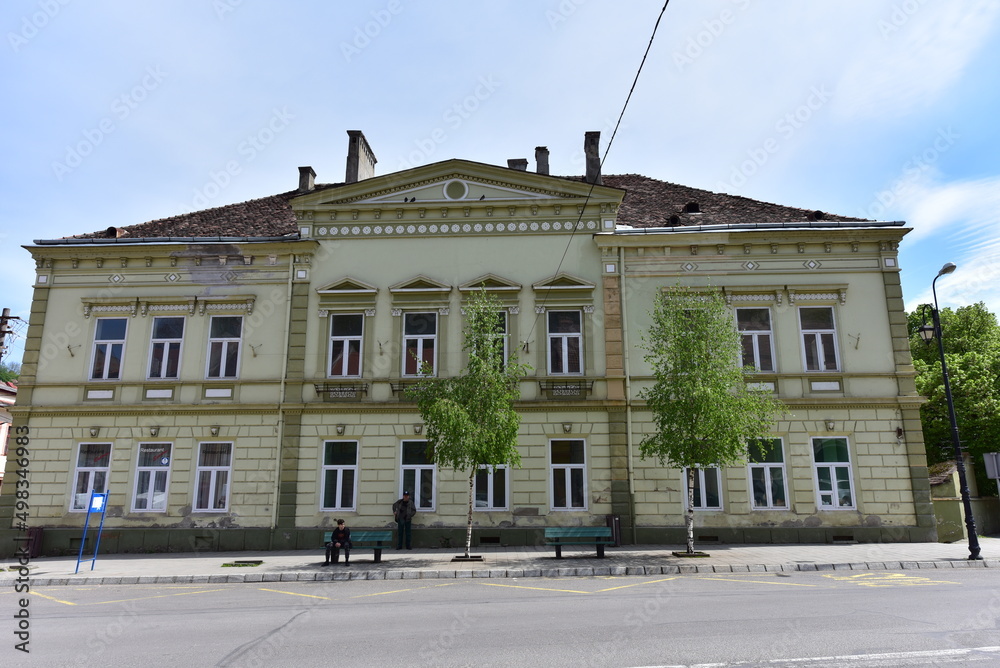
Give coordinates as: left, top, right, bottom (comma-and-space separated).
408, 290, 530, 557
907, 302, 1000, 494
0, 361, 19, 383
639, 286, 784, 554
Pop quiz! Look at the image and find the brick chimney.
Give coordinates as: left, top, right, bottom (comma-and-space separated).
298, 166, 316, 192
535, 146, 549, 175
345, 130, 377, 184
507, 158, 528, 171
584, 131, 602, 185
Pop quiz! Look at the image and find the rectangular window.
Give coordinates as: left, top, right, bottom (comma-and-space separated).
207, 316, 242, 379
474, 465, 508, 511
684, 468, 722, 510
148, 316, 185, 379
812, 437, 855, 509
329, 314, 363, 377
737, 307, 775, 372
403, 312, 437, 376
547, 310, 583, 375
800, 307, 839, 372
194, 442, 232, 511
550, 439, 586, 509
72, 442, 111, 510
748, 438, 787, 510
132, 443, 172, 512
90, 318, 127, 380
321, 440, 358, 510
401, 440, 435, 510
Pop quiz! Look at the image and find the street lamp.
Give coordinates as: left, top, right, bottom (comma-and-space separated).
918, 262, 982, 560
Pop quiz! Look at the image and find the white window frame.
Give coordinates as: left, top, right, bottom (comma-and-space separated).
71, 442, 112, 511
402, 312, 438, 377
321, 440, 358, 511
328, 313, 364, 378
147, 316, 185, 380
811, 437, 856, 510
747, 438, 788, 510
193, 442, 233, 512
799, 306, 840, 372
736, 307, 776, 372
549, 439, 587, 510
400, 440, 436, 511
474, 464, 509, 511
206, 315, 243, 379
547, 310, 583, 375
683, 467, 723, 510
90, 317, 128, 380
132, 442, 172, 512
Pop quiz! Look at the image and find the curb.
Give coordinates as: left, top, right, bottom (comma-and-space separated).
4, 559, 998, 587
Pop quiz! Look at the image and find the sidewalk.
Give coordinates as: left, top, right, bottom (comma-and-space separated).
4, 538, 999, 587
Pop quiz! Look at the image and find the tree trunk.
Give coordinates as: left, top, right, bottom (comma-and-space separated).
686, 467, 696, 554
465, 470, 475, 558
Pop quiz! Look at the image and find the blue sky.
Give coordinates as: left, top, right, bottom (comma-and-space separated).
2, 0, 999, 365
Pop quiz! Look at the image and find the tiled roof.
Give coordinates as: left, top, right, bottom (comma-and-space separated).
66, 173, 867, 240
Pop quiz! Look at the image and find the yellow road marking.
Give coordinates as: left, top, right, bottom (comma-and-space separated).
821, 572, 957, 587
31, 591, 77, 606
480, 582, 592, 594
693, 576, 819, 587
260, 588, 331, 600
595, 577, 681, 592
87, 588, 228, 605
349, 582, 457, 599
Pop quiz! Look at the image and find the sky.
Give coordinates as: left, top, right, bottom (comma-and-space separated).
2, 0, 999, 366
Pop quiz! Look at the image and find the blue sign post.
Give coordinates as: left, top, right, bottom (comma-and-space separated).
75, 490, 110, 574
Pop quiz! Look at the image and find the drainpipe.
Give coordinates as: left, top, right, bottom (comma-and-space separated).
269, 250, 296, 548
619, 245, 637, 544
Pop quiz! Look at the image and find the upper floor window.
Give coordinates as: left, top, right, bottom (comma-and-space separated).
547, 310, 582, 375
90, 318, 127, 380
329, 313, 363, 377
207, 316, 242, 379
148, 316, 184, 379
737, 307, 775, 372
799, 307, 839, 372
403, 312, 437, 376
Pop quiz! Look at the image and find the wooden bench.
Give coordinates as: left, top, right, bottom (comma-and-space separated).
323, 529, 393, 563
544, 527, 615, 559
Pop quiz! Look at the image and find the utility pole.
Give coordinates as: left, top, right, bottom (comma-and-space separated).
0, 308, 23, 366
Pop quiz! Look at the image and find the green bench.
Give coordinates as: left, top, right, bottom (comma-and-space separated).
323, 529, 393, 563
544, 527, 615, 559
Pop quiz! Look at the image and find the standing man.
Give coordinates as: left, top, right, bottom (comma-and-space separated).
393, 490, 416, 549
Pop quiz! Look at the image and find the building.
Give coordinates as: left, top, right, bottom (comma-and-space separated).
0, 381, 15, 490
0, 131, 935, 556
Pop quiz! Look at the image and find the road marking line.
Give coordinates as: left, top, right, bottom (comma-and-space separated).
820, 572, 958, 587
596, 577, 681, 592
31, 591, 77, 606
480, 582, 592, 594
692, 576, 818, 587
86, 588, 227, 605
259, 588, 331, 600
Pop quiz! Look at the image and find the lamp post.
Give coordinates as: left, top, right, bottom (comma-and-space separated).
917, 262, 982, 560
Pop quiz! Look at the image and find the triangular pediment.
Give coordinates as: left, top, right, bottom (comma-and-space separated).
389, 275, 452, 293
316, 277, 378, 295
532, 273, 595, 291
459, 274, 522, 292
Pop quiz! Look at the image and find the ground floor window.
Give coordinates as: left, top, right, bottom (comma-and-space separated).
322, 440, 358, 511
748, 438, 787, 510
194, 442, 233, 511
474, 465, 508, 510
401, 440, 435, 511
132, 442, 172, 512
812, 437, 855, 509
684, 467, 722, 509
550, 439, 586, 509
72, 442, 111, 511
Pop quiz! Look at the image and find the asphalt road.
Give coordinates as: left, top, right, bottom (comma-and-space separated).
10, 570, 1000, 667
